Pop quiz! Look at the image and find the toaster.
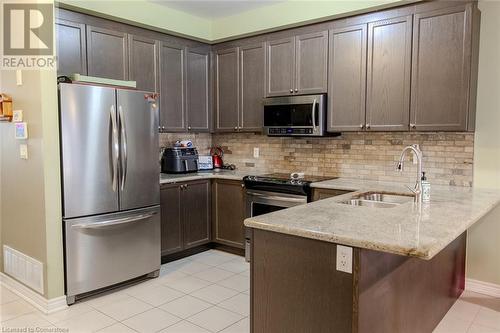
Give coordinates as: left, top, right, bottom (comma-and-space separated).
161, 147, 199, 173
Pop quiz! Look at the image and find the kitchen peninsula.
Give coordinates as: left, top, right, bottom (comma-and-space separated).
245, 179, 500, 333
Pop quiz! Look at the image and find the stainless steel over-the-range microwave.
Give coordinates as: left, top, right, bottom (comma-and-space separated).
263, 94, 326, 136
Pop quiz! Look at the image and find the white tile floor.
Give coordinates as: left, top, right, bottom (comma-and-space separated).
1, 249, 499, 332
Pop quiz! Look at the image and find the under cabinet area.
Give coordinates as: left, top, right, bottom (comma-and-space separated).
212, 179, 246, 249
160, 180, 211, 257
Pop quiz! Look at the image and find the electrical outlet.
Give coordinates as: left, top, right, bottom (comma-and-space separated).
253, 147, 260, 158
336, 245, 353, 274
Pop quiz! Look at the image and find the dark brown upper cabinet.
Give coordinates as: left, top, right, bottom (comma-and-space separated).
128, 35, 158, 93
215, 44, 266, 133
186, 46, 211, 132
159, 42, 186, 132
410, 3, 475, 131
366, 15, 412, 131
265, 37, 295, 97
239, 43, 265, 132
215, 47, 240, 131
212, 179, 246, 249
86, 25, 128, 80
266, 32, 328, 97
55, 19, 87, 76
295, 31, 328, 95
328, 24, 367, 132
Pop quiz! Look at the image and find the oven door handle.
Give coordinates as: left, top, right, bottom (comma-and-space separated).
247, 191, 307, 204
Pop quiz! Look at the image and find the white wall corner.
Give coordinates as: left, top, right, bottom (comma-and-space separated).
466, 278, 500, 298
0, 272, 67, 314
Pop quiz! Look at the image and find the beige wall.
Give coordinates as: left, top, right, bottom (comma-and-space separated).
467, 0, 500, 285
0, 1, 64, 299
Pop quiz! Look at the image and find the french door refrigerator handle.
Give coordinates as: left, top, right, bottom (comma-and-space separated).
110, 105, 119, 192
72, 211, 157, 229
118, 105, 128, 191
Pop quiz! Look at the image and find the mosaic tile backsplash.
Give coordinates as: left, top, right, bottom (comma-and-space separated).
161, 132, 474, 187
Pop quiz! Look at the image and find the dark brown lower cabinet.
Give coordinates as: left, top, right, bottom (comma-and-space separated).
312, 188, 352, 201
212, 179, 246, 248
160, 180, 211, 256
251, 229, 466, 333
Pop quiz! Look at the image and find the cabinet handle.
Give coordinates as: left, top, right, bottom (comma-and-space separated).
294, 89, 298, 93
290, 89, 293, 93
366, 124, 371, 130
241, 183, 245, 188
360, 124, 364, 129
188, 126, 191, 130
410, 123, 416, 129
234, 126, 238, 130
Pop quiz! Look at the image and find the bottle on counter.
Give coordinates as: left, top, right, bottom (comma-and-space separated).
421, 172, 431, 202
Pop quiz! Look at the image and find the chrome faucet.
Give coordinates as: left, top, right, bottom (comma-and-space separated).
396, 144, 423, 203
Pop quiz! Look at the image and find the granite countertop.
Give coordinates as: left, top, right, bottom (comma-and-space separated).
160, 170, 249, 184
245, 178, 500, 260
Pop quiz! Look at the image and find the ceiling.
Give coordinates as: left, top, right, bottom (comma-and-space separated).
150, 0, 282, 19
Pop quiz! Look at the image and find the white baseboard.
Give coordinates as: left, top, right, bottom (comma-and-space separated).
466, 278, 500, 298
0, 272, 67, 314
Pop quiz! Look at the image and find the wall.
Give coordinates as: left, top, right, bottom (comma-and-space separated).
57, 0, 409, 42
0, 2, 64, 298
58, 0, 213, 41
211, 0, 409, 41
212, 132, 474, 187
467, 0, 500, 285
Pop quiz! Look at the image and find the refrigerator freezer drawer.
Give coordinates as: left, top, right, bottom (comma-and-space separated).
65, 206, 160, 298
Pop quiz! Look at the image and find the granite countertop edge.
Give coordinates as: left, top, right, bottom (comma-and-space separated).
244, 178, 500, 260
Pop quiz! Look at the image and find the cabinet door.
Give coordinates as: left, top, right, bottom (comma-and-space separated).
240, 43, 265, 132
56, 19, 87, 76
328, 25, 367, 132
160, 184, 183, 256
183, 180, 211, 249
295, 31, 328, 94
186, 47, 210, 132
159, 42, 185, 132
410, 4, 472, 131
215, 47, 240, 131
266, 37, 295, 97
87, 26, 128, 80
366, 16, 412, 131
128, 35, 158, 92
212, 180, 246, 248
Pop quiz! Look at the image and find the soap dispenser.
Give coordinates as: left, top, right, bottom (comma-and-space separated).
421, 172, 431, 202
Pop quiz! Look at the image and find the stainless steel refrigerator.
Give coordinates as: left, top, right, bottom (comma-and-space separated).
59, 83, 160, 304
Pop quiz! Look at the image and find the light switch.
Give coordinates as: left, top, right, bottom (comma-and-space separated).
19, 144, 28, 159
16, 70, 23, 86
253, 147, 260, 158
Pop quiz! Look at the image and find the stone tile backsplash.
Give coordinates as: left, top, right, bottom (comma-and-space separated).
160, 132, 474, 187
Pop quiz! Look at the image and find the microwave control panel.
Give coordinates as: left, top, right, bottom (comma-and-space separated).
267, 128, 314, 135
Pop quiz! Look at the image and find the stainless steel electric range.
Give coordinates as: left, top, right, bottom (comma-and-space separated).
243, 173, 336, 261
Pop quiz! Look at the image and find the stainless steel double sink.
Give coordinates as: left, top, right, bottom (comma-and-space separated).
340, 192, 415, 208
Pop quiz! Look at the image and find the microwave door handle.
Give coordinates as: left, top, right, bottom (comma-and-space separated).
311, 98, 317, 130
